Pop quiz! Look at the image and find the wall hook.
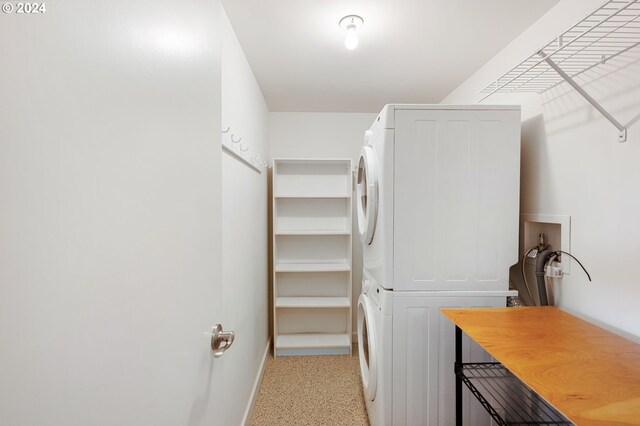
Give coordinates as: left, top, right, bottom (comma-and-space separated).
222, 126, 230, 134
231, 135, 241, 143
240, 144, 249, 152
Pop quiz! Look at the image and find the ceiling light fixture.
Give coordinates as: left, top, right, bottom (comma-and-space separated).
339, 15, 364, 50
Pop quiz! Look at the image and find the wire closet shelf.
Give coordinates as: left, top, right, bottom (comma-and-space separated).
456, 363, 573, 426
478, 0, 640, 142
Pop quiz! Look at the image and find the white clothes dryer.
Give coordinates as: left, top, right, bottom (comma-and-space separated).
357, 104, 521, 291
357, 269, 392, 426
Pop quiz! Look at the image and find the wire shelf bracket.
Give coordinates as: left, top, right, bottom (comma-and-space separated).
478, 0, 640, 143
539, 50, 628, 142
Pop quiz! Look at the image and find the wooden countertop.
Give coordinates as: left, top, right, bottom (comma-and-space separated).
441, 307, 640, 426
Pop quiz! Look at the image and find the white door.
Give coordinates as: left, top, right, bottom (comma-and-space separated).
0, 2, 227, 425
356, 145, 379, 245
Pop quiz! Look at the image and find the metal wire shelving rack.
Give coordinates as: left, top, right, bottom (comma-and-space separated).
478, 0, 640, 142
456, 363, 573, 426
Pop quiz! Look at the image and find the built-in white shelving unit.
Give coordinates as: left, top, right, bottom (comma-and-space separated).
272, 159, 352, 356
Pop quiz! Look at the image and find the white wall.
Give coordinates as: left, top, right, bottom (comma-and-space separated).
221, 10, 270, 425
270, 112, 377, 337
0, 1, 226, 425
444, 0, 640, 339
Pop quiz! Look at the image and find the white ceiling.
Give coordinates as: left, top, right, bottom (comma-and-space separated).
223, 0, 560, 112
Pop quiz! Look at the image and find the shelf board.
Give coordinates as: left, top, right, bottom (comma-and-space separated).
274, 194, 350, 199
275, 333, 351, 349
275, 263, 351, 272
274, 158, 352, 166
276, 297, 350, 309
274, 230, 351, 236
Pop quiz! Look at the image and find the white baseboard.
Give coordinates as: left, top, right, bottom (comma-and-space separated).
241, 338, 271, 426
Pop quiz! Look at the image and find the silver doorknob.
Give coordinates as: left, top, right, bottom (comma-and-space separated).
211, 324, 235, 358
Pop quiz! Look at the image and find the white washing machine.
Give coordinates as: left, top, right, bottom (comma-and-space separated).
356, 104, 521, 291
357, 269, 392, 426
358, 267, 516, 426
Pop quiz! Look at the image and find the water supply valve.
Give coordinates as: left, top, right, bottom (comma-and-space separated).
546, 264, 563, 278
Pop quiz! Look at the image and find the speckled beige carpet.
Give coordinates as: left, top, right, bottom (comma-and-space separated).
249, 348, 369, 426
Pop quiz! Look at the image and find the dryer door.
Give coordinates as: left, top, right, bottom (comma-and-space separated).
357, 145, 378, 245
357, 292, 378, 401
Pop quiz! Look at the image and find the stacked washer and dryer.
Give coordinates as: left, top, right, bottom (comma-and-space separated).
356, 104, 521, 425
